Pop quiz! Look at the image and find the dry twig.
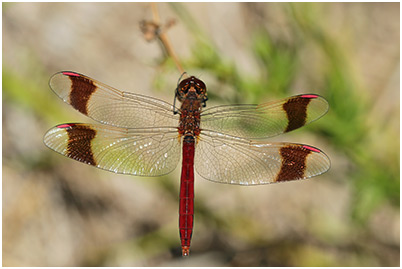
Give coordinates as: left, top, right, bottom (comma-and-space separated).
140, 3, 185, 75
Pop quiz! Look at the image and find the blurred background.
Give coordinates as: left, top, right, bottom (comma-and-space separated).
3, 2, 399, 266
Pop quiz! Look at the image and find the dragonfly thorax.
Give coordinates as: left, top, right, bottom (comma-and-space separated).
178, 96, 202, 137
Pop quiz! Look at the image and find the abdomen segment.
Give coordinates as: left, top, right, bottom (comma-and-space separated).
179, 135, 195, 256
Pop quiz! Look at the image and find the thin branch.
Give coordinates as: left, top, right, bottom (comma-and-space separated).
140, 3, 186, 76
151, 3, 160, 25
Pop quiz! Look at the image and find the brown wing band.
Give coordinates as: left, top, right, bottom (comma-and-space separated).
275, 145, 312, 182
68, 75, 97, 115
63, 124, 97, 166
283, 96, 312, 132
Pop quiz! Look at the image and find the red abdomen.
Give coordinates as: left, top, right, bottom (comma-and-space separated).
179, 135, 195, 256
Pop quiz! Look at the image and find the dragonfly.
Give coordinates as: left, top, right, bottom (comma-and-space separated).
44, 71, 330, 256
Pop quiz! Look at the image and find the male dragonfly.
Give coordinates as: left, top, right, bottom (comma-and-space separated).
44, 71, 330, 256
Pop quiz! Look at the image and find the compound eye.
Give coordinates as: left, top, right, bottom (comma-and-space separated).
198, 84, 206, 94
197, 80, 206, 90
179, 78, 189, 88
194, 80, 206, 94
178, 80, 190, 94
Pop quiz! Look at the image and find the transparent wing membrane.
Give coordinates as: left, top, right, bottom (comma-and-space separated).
49, 72, 179, 128
195, 130, 330, 185
46, 71, 330, 184
44, 123, 181, 176
200, 94, 328, 139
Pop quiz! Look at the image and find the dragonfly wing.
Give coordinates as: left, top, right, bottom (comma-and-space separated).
200, 94, 328, 139
44, 123, 181, 176
49, 71, 179, 128
195, 131, 330, 185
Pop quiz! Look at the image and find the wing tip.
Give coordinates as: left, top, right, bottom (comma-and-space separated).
49, 70, 79, 80
302, 145, 321, 153
300, 94, 319, 99
56, 123, 76, 129
305, 145, 331, 175
49, 71, 82, 86
298, 93, 328, 104
61, 71, 80, 77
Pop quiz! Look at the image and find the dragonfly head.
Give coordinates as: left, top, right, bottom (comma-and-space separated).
176, 76, 208, 105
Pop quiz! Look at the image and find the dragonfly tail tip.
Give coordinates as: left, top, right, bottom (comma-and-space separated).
182, 246, 190, 257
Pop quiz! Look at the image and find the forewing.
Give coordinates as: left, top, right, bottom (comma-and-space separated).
195, 131, 330, 185
44, 123, 181, 176
49, 71, 179, 128
200, 94, 328, 139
